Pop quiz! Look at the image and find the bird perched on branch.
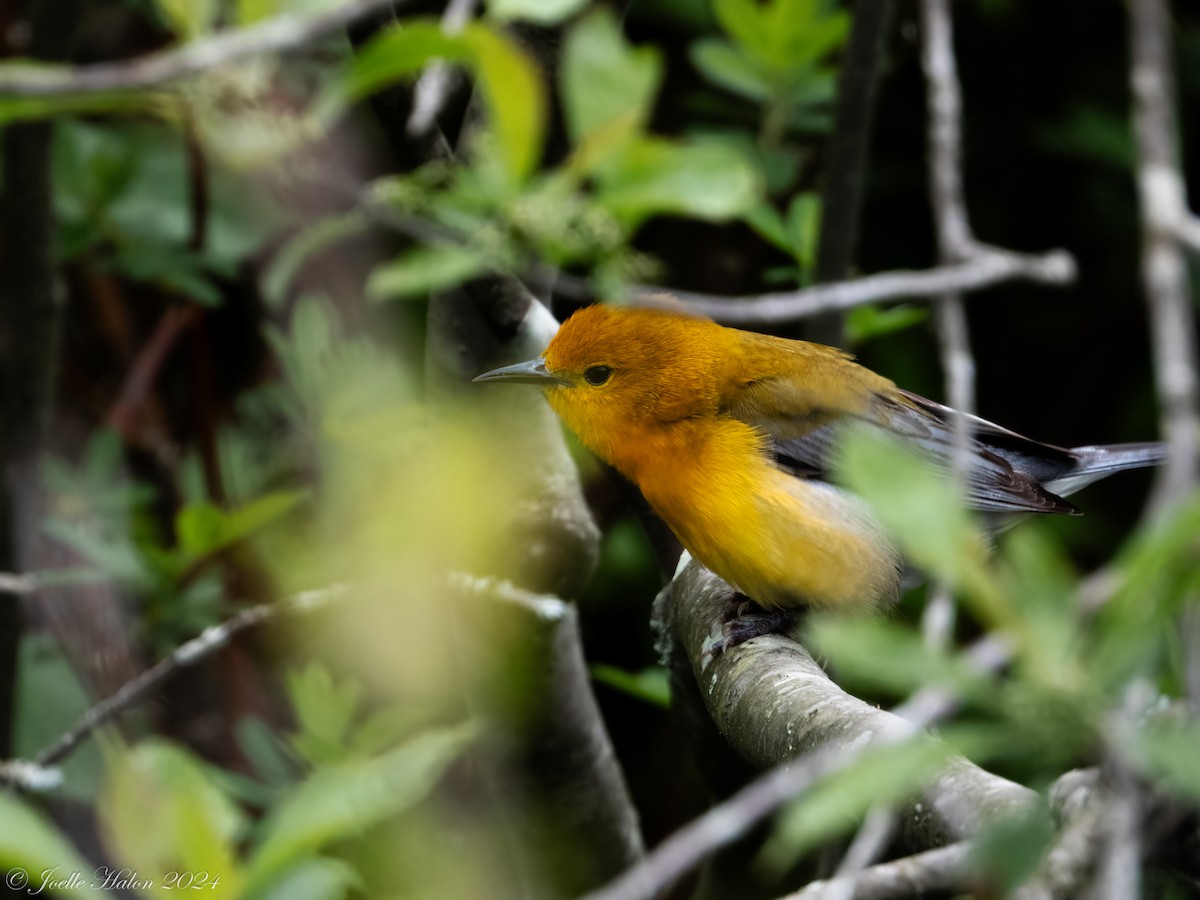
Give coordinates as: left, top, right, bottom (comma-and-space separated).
476, 303, 1164, 614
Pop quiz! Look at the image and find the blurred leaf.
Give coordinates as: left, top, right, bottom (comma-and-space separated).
156, 0, 217, 39
287, 663, 364, 765
488, 0, 588, 25
237, 715, 303, 788
596, 137, 760, 225
808, 615, 987, 702
262, 212, 369, 308
784, 191, 819, 269
561, 9, 662, 146
328, 21, 545, 183
246, 721, 479, 887
176, 491, 305, 561
689, 39, 770, 101
0, 792, 104, 896
1128, 718, 1200, 802
100, 739, 246, 889
845, 305, 929, 343
591, 665, 671, 708
970, 807, 1055, 894
1033, 105, 1132, 169
742, 202, 790, 253
367, 243, 489, 302
236, 0, 279, 24
246, 857, 361, 900
760, 738, 951, 874
15, 633, 106, 803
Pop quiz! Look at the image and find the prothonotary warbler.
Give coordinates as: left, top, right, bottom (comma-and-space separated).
475, 304, 1165, 613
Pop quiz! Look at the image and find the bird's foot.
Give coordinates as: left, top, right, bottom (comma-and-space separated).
700, 596, 800, 664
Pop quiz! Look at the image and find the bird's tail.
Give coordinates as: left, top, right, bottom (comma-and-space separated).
1049, 442, 1167, 498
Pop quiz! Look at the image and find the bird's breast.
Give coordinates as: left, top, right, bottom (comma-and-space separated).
632, 419, 902, 612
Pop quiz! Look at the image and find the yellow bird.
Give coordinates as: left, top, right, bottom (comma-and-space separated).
476, 304, 1164, 613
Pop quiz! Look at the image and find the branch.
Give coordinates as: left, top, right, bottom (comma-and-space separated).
781, 842, 973, 900
0, 585, 342, 778
663, 247, 1075, 324
0, 572, 37, 595
406, 0, 479, 139
581, 562, 1038, 900
0, 0, 408, 97
450, 574, 645, 894
1127, 0, 1200, 516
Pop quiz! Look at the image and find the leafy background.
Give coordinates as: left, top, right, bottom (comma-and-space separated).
0, 0, 1198, 897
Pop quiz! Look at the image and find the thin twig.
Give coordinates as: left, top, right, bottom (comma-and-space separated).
782, 842, 973, 900
26, 585, 342, 771
0, 572, 38, 595
917, 0, 979, 651
0, 0, 408, 96
1127, 0, 1200, 518
406, 0, 479, 138
648, 247, 1075, 324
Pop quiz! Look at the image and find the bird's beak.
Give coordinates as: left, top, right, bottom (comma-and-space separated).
473, 357, 569, 386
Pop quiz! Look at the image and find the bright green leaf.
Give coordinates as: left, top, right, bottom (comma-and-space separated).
689, 39, 770, 100
742, 202, 791, 253
245, 722, 479, 887
596, 137, 760, 225
325, 21, 545, 184
591, 665, 671, 708
845, 305, 929, 343
0, 792, 104, 896
100, 740, 246, 889
156, 0, 217, 40
561, 9, 662, 145
367, 244, 488, 301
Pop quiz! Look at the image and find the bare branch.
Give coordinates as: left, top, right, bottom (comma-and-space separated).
1128, 0, 1200, 515
582, 562, 1037, 900
26, 585, 342, 772
1177, 214, 1200, 255
0, 0, 408, 97
782, 842, 973, 900
664, 247, 1074, 324
0, 572, 37, 595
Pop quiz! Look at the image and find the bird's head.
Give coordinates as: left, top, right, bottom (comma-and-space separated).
474, 304, 732, 460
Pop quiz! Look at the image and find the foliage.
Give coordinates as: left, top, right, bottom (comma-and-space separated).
0, 0, 1196, 897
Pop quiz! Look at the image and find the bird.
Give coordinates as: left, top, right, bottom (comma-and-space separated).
475, 303, 1165, 614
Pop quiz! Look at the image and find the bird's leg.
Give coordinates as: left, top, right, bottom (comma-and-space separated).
702, 594, 801, 661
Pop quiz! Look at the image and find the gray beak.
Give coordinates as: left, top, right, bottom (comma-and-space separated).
473, 357, 569, 386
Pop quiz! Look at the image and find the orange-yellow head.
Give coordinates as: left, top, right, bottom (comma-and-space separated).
475, 304, 741, 470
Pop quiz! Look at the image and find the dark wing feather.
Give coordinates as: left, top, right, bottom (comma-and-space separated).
731, 377, 1081, 515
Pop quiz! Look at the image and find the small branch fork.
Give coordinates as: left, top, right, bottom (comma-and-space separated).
0, 583, 343, 790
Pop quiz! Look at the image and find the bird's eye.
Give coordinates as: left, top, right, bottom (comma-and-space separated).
584, 365, 613, 386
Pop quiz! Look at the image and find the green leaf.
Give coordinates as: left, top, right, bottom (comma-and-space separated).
760, 738, 952, 874
689, 39, 770, 100
488, 0, 589, 25
245, 857, 361, 900
245, 722, 479, 888
845, 305, 929, 343
236, 0, 279, 25
596, 137, 760, 225
784, 192, 820, 267
326, 21, 545, 184
808, 615, 985, 702
742, 202, 791, 253
176, 491, 304, 561
287, 663, 363, 765
262, 212, 369, 308
561, 9, 662, 146
367, 243, 488, 301
591, 665, 671, 708
970, 808, 1056, 893
0, 793, 104, 896
156, 0, 217, 39
100, 739, 246, 888
1128, 718, 1200, 802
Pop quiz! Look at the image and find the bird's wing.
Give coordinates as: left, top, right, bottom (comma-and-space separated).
728, 375, 1081, 516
